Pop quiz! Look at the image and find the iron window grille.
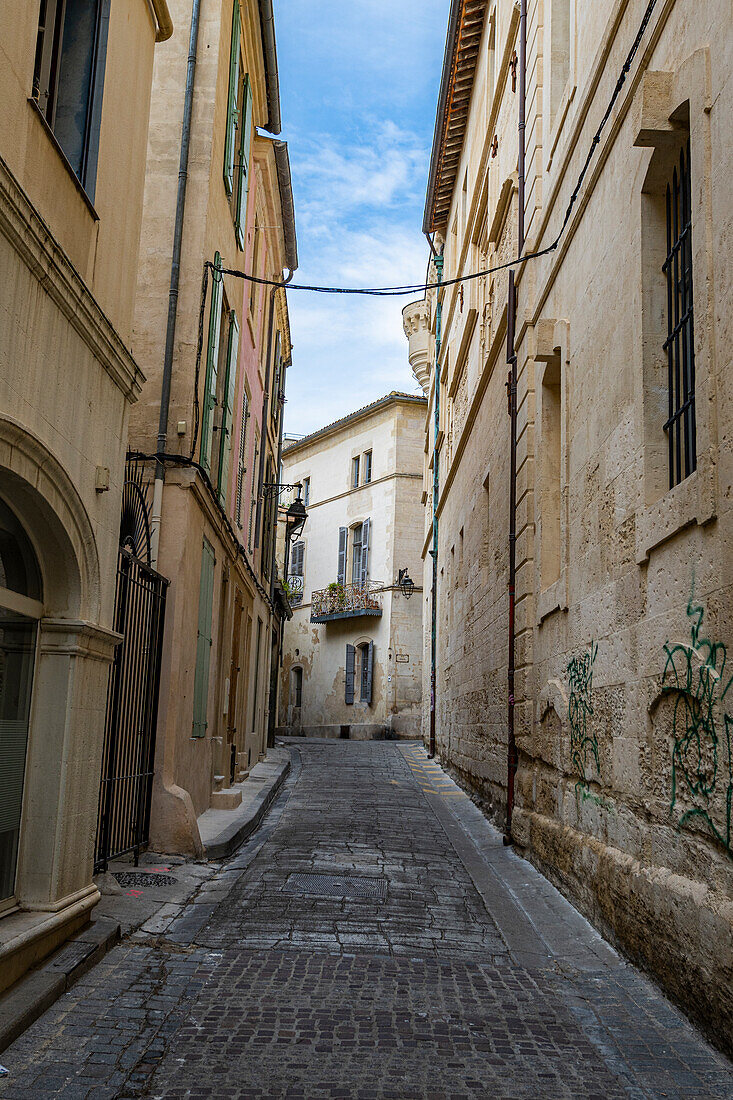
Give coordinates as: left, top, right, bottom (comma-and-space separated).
663, 139, 696, 489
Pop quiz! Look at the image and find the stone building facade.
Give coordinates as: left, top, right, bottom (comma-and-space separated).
405, 0, 732, 1045
278, 394, 426, 741
0, 0, 172, 988
131, 0, 297, 854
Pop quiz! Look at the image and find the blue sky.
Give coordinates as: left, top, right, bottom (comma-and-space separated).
275, 0, 449, 435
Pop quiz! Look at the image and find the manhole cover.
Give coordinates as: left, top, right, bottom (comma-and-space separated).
283, 872, 387, 900
113, 872, 178, 888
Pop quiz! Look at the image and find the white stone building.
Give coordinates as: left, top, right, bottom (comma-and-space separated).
278, 394, 426, 740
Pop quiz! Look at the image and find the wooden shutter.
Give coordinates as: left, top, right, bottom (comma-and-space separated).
192, 539, 215, 737
224, 3, 241, 195
217, 311, 239, 504
235, 390, 249, 527
337, 527, 347, 584
201, 253, 223, 471
345, 644, 355, 705
364, 641, 374, 705
234, 74, 252, 248
360, 518, 371, 585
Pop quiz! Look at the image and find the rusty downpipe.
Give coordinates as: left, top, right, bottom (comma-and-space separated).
505, 0, 526, 843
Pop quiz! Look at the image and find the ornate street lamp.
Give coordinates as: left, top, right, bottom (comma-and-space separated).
398, 568, 415, 599
263, 481, 308, 581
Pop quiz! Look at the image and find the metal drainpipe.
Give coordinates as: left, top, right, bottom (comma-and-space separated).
505, 0, 527, 840
150, 0, 203, 570
428, 251, 444, 759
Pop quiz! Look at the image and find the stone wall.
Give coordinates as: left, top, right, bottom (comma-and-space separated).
408, 0, 733, 1049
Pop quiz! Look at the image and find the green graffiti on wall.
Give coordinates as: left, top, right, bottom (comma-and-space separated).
567, 641, 599, 779
662, 592, 733, 857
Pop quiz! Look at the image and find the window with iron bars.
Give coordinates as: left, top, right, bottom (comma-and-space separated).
663, 139, 696, 489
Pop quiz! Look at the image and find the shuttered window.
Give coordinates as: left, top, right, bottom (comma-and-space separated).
223, 2, 241, 196
192, 539, 215, 738
337, 527, 347, 584
360, 518, 371, 584
217, 311, 240, 505
290, 542, 305, 576
351, 524, 362, 584
235, 389, 249, 527
201, 253, 223, 472
345, 644, 355, 705
234, 75, 253, 249
248, 434, 259, 550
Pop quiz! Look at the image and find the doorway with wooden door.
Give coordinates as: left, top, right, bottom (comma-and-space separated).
227, 590, 244, 785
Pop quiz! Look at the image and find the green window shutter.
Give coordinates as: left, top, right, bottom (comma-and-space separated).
192, 538, 216, 738
224, 3, 241, 196
235, 391, 249, 527
217, 311, 240, 505
234, 74, 252, 250
201, 253, 223, 472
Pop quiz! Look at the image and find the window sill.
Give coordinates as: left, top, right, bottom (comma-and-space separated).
27, 98, 99, 222
635, 465, 716, 564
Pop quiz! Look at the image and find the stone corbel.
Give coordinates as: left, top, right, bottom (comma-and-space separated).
39, 618, 122, 663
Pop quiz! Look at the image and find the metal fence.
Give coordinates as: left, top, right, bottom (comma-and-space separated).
94, 548, 168, 871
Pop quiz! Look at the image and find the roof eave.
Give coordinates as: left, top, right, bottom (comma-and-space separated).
423, 0, 463, 235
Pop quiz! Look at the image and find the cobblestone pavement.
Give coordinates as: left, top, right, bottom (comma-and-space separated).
0, 741, 731, 1099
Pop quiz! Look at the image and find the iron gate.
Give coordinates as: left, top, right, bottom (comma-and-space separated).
95, 463, 168, 871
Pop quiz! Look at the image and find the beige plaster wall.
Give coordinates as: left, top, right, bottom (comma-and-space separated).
279, 397, 426, 738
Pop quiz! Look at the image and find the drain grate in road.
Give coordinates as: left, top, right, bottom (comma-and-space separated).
283, 872, 387, 900
113, 872, 178, 888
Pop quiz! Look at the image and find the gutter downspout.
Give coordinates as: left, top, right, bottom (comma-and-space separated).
152, 0, 174, 42
505, 0, 527, 840
428, 249, 444, 759
150, 0, 202, 569
258, 0, 282, 135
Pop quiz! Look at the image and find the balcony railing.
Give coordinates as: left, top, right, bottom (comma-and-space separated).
310, 581, 383, 623
286, 574, 304, 607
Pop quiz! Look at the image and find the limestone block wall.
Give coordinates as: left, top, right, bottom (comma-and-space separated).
412, 0, 733, 1048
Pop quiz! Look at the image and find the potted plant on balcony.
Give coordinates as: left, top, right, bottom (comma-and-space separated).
327, 581, 347, 610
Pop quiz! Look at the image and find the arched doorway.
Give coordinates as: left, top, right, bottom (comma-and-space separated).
0, 498, 43, 908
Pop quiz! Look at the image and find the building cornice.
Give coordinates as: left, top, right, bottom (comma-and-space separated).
282, 393, 428, 457
0, 154, 144, 405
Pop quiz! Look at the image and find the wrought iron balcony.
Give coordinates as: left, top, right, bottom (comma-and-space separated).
310, 581, 383, 623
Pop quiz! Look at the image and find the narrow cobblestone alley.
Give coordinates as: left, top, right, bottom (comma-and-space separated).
1, 742, 731, 1099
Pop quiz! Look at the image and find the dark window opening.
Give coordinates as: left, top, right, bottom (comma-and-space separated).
663, 138, 696, 489
363, 451, 372, 484
32, 0, 110, 198
292, 667, 303, 709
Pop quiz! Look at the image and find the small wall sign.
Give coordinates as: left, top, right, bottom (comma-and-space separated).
396, 654, 410, 663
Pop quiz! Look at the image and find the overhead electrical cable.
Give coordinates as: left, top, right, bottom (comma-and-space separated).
212, 0, 657, 298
